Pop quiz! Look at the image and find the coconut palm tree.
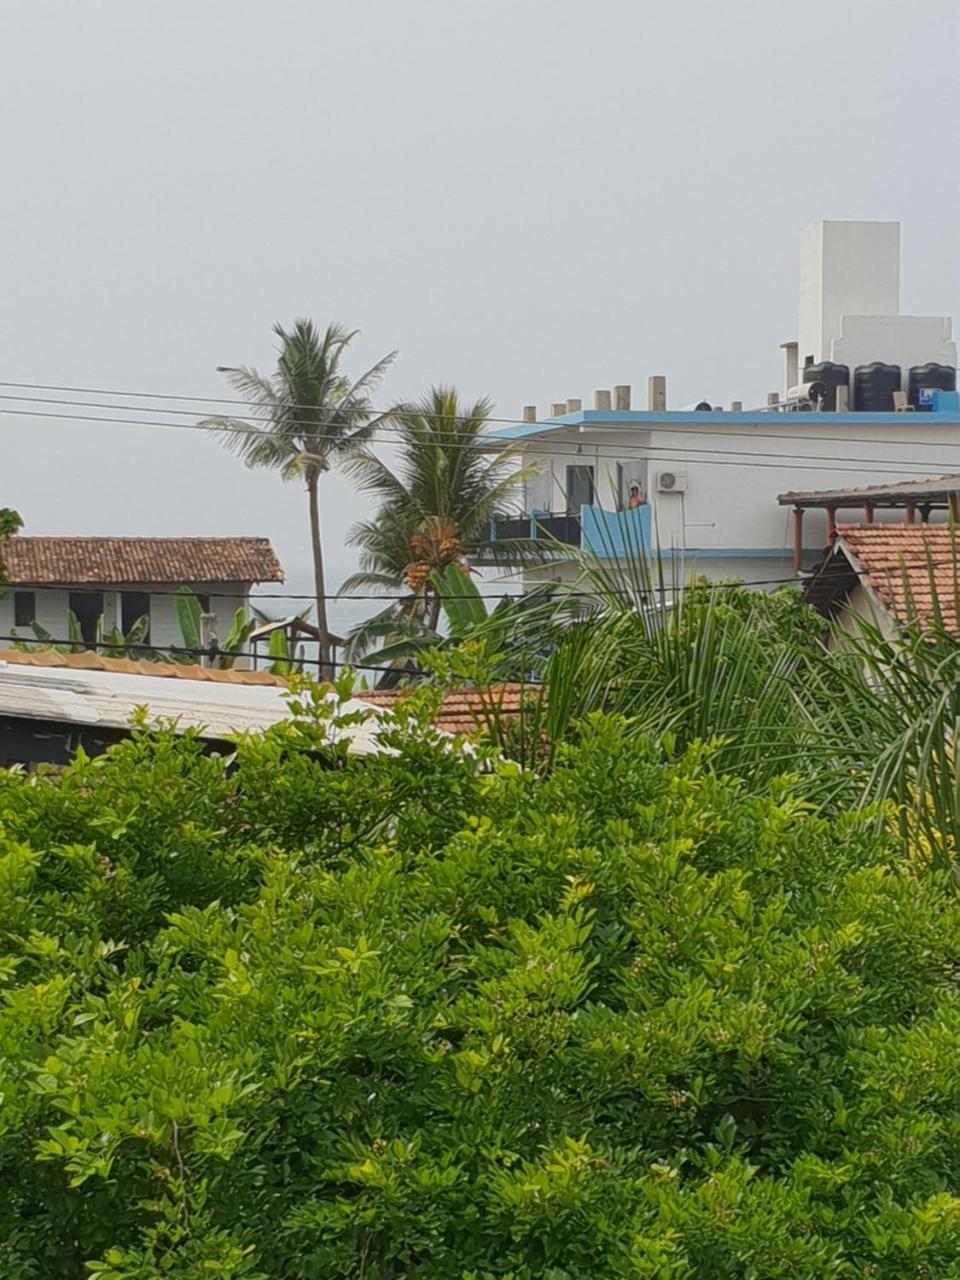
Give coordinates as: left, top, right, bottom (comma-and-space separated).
202, 319, 396, 677
342, 386, 542, 654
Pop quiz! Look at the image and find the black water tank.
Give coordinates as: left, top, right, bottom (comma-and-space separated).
802, 361, 850, 410
854, 363, 901, 412
908, 363, 956, 410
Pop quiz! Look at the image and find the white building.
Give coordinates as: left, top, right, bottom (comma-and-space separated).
487, 221, 960, 587
0, 536, 284, 655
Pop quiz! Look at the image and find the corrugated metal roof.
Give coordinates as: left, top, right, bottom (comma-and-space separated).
0, 648, 287, 686
779, 474, 960, 507
0, 537, 284, 584
0, 651, 527, 749
0, 660, 384, 752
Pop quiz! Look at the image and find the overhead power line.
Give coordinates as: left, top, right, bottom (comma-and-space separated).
1, 382, 959, 455
1, 381, 960, 466
0, 633, 427, 679
6, 572, 821, 607
3, 398, 960, 480
4, 376, 960, 451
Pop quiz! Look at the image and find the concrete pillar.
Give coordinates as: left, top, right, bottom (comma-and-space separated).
199, 613, 218, 668
522, 405, 537, 423
566, 398, 582, 413
614, 384, 631, 411
781, 341, 799, 393
647, 376, 667, 410
767, 391, 780, 407
730, 400, 743, 412
835, 383, 849, 412
550, 402, 567, 417
594, 389, 612, 411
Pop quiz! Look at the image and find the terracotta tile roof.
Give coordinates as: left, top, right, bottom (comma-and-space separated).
836, 524, 960, 634
0, 647, 287, 686
0, 537, 284, 585
358, 683, 529, 734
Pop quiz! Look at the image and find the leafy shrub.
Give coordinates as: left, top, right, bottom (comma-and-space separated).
2, 695, 960, 1277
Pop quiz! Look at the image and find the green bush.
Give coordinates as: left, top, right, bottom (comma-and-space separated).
2, 692, 960, 1277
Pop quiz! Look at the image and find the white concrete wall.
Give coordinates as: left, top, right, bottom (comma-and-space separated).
513, 415, 960, 588
522, 443, 651, 513
641, 420, 957, 564
798, 220, 900, 366
831, 314, 957, 382
0, 587, 75, 643
0, 583, 249, 654
795, 219, 954, 382
829, 580, 898, 652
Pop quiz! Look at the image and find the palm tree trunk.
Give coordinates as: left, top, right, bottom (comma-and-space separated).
426, 590, 442, 632
307, 473, 334, 680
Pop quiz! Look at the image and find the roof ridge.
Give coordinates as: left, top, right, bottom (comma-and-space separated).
5, 534, 274, 543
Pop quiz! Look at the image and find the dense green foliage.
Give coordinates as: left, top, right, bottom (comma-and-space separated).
3, 681, 960, 1277
0, 508, 24, 585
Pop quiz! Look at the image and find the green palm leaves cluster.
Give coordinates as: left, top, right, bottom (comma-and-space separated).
0, 507, 23, 590
208, 328, 537, 681
203, 320, 397, 677
208, 324, 541, 681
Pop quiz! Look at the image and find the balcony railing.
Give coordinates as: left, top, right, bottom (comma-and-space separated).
487, 505, 651, 559
487, 513, 581, 546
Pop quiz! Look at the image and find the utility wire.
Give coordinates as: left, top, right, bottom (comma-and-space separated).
3, 399, 960, 479
6, 571, 837, 607
4, 386, 960, 459
0, 634, 427, 679
4, 376, 960, 451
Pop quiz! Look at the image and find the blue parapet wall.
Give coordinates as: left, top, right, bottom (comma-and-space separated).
580, 504, 651, 559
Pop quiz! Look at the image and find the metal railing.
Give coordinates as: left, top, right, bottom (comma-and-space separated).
489, 512, 582, 547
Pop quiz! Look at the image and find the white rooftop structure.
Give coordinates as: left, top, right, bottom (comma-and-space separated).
797, 219, 956, 375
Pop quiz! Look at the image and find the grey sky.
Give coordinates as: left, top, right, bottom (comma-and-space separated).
1, 0, 957, 628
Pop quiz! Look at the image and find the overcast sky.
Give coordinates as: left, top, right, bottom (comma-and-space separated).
1, 0, 957, 628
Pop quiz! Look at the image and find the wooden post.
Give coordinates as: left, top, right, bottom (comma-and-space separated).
863, 502, 874, 523
921, 504, 933, 524
949, 496, 959, 523
905, 501, 916, 524
793, 506, 804, 575
826, 506, 837, 543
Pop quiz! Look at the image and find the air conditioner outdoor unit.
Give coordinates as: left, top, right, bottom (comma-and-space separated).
657, 470, 687, 493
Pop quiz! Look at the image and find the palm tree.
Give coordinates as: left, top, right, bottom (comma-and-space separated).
342, 386, 540, 646
202, 319, 396, 678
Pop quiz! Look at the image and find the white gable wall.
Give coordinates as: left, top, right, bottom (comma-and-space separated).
0, 582, 250, 658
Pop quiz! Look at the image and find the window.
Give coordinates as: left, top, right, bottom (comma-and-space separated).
13, 591, 35, 628
68, 592, 104, 646
121, 591, 151, 641
565, 465, 595, 513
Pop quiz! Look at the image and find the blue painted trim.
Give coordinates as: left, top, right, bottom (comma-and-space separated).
658, 548, 796, 560
489, 406, 960, 442
580, 504, 651, 558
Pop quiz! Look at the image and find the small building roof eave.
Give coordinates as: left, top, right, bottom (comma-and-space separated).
779, 473, 960, 510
